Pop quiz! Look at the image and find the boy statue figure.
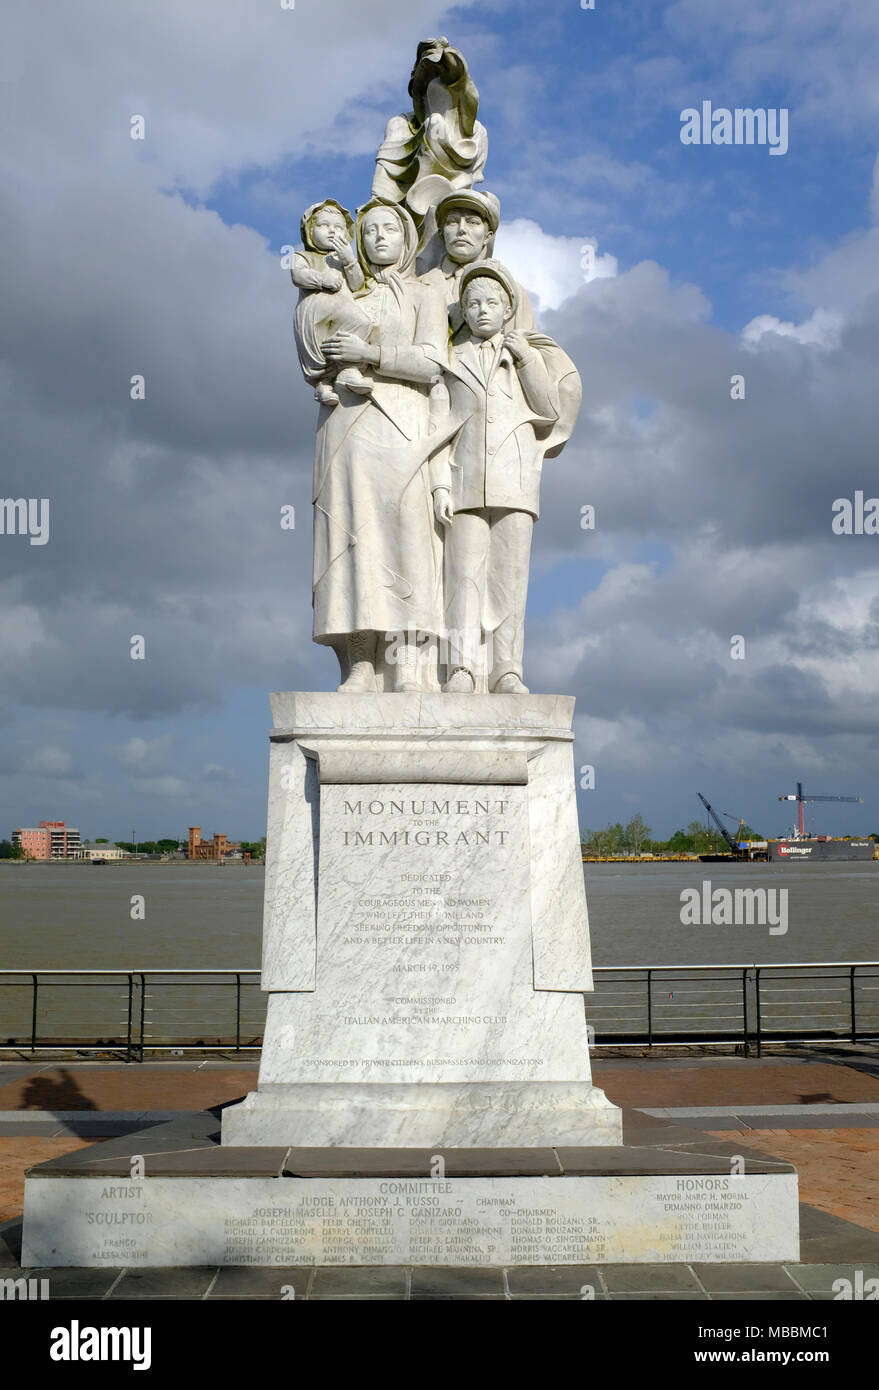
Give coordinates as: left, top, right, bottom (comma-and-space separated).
430, 262, 582, 694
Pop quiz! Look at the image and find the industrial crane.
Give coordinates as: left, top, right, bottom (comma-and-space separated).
696, 792, 745, 858
778, 782, 863, 838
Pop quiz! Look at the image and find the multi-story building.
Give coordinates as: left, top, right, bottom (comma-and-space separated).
187, 826, 240, 861
12, 821, 81, 859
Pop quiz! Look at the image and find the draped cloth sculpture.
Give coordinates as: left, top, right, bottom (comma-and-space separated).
372, 37, 488, 270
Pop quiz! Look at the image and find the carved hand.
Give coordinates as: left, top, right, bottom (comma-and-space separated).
322, 269, 345, 291
503, 331, 532, 363
324, 331, 375, 365
433, 488, 454, 526
327, 229, 356, 265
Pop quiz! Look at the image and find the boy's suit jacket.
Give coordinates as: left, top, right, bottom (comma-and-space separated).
429, 335, 560, 519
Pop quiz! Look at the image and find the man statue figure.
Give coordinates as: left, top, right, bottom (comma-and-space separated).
430, 262, 581, 694
418, 188, 534, 339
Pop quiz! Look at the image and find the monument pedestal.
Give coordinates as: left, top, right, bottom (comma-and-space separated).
22, 692, 801, 1270
21, 1113, 800, 1266
220, 692, 621, 1150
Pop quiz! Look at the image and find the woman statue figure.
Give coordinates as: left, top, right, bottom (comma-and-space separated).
315, 199, 455, 693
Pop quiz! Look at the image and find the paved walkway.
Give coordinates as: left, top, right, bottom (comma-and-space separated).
1, 1048, 877, 1298
2, 1249, 875, 1300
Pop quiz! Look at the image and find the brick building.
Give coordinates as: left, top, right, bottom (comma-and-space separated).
12, 821, 82, 859
187, 826, 241, 861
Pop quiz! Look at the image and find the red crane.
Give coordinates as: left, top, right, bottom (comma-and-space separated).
778, 781, 863, 837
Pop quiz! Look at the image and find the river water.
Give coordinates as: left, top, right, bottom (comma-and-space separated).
0, 861, 876, 1043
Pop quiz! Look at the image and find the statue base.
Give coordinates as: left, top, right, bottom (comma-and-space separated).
221, 691, 622, 1150
21, 1112, 799, 1266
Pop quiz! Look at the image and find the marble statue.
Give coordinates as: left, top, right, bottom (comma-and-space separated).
291, 200, 373, 405
313, 198, 457, 692
216, 32, 622, 1162
372, 37, 488, 267
430, 262, 581, 693
417, 188, 534, 339
295, 39, 582, 695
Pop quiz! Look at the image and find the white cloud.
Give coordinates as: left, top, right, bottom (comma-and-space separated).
741, 309, 842, 348
493, 219, 617, 313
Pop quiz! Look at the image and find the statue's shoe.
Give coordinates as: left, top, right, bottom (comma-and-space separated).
336, 367, 373, 396
442, 667, 475, 693
337, 661, 375, 692
493, 673, 529, 694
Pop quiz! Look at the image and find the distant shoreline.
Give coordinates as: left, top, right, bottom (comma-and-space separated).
0, 859, 264, 867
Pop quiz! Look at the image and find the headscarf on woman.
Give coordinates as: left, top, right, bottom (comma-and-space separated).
354, 198, 419, 300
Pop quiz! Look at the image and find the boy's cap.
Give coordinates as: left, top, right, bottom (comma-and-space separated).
459, 259, 519, 315
436, 189, 501, 232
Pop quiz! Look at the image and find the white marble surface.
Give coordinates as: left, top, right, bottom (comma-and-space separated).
260, 739, 317, 991
23, 1171, 800, 1267
269, 690, 576, 734
222, 1080, 621, 1149
261, 694, 590, 995
241, 691, 611, 1148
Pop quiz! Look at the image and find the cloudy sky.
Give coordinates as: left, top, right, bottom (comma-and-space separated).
2, 0, 879, 844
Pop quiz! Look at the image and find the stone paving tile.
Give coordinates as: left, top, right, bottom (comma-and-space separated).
108, 1267, 218, 1299
708, 1128, 879, 1236
410, 1267, 506, 1299
308, 1284, 408, 1295
209, 1267, 311, 1298
510, 1292, 609, 1300
736, 1113, 879, 1130
2, 1055, 878, 1117
31, 1267, 121, 1298
786, 1262, 879, 1292
693, 1264, 801, 1292
709, 1291, 810, 1301
0, 1261, 873, 1299
0, 1066, 259, 1113
0, 1066, 45, 1086
0, 1136, 104, 1223
0, 1122, 69, 1137
32, 1116, 220, 1169
506, 1264, 603, 1295
311, 1266, 407, 1297
609, 1291, 709, 1300
601, 1264, 702, 1292
594, 1059, 879, 1109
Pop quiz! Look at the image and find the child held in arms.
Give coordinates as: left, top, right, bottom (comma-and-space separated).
430, 261, 580, 694
291, 199, 374, 405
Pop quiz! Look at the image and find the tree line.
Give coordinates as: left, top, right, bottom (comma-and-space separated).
580, 816, 765, 857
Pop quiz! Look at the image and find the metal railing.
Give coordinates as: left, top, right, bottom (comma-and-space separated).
589, 962, 879, 1054
0, 970, 264, 1062
0, 963, 877, 1059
